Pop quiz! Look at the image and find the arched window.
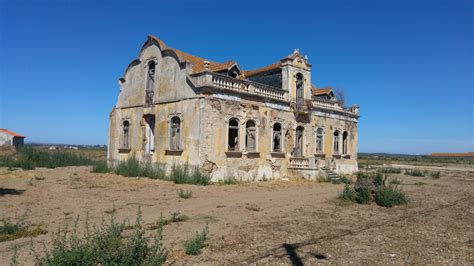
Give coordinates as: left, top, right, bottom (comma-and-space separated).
170, 116, 181, 151
316, 128, 324, 153
228, 118, 239, 151
333, 131, 340, 155
145, 61, 156, 104
296, 73, 304, 111
294, 126, 304, 157
272, 123, 282, 152
342, 131, 349, 154
122, 121, 130, 149
245, 120, 257, 152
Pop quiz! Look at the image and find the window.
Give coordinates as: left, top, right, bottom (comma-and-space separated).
228, 118, 239, 151
170, 116, 181, 151
296, 73, 304, 111
143, 115, 155, 154
272, 123, 282, 152
333, 131, 340, 155
122, 121, 130, 149
294, 126, 304, 157
245, 120, 257, 152
342, 131, 349, 154
316, 128, 324, 153
145, 61, 156, 104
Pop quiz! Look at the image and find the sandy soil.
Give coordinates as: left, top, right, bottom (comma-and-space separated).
0, 166, 473, 264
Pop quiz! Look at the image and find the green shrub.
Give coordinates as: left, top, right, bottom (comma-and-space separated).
184, 224, 209, 255
33, 210, 168, 265
377, 167, 402, 174
339, 184, 355, 201
430, 171, 441, 179
404, 169, 425, 177
373, 172, 384, 186
355, 188, 371, 204
177, 189, 192, 199
375, 185, 409, 207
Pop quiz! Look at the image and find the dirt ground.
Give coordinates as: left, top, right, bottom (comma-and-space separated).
0, 164, 473, 264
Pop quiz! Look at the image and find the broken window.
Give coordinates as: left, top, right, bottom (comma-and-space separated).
272, 123, 282, 152
170, 116, 181, 151
122, 120, 130, 149
228, 118, 239, 151
145, 61, 156, 104
333, 131, 340, 155
296, 73, 304, 111
294, 126, 304, 157
245, 120, 257, 152
316, 128, 324, 153
143, 115, 155, 154
342, 131, 349, 154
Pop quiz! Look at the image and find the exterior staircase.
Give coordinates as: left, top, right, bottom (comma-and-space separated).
321, 167, 341, 183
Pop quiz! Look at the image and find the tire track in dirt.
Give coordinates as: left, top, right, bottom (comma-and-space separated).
243, 195, 474, 263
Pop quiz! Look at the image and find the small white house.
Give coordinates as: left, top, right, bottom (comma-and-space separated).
0, 129, 25, 148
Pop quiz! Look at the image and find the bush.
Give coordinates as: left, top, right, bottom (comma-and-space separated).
355, 188, 371, 204
339, 184, 355, 201
373, 172, 384, 186
404, 169, 425, 177
32, 210, 168, 265
177, 189, 192, 199
430, 171, 441, 179
184, 224, 209, 255
374, 185, 409, 207
377, 167, 402, 174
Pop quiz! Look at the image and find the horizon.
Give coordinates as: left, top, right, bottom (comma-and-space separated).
1, 0, 473, 154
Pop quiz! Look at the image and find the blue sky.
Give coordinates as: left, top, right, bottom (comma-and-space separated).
1, 0, 472, 154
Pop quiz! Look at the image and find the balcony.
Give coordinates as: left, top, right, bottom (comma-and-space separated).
289, 157, 310, 169
191, 72, 288, 101
312, 98, 359, 116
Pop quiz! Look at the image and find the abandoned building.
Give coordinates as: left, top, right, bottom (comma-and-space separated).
0, 129, 25, 148
108, 35, 359, 181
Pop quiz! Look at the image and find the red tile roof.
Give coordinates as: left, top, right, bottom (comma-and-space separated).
311, 85, 333, 96
0, 129, 25, 138
148, 35, 237, 74
242, 62, 281, 77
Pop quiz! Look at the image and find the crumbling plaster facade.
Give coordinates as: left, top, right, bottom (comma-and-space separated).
108, 35, 359, 181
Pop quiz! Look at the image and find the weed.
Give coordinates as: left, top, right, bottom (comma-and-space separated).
404, 169, 425, 177
92, 160, 111, 173
430, 171, 441, 179
31, 209, 168, 265
374, 185, 409, 207
414, 182, 427, 186
339, 184, 355, 201
169, 164, 210, 185
222, 176, 237, 185
389, 178, 402, 185
177, 189, 192, 199
377, 167, 402, 174
115, 157, 165, 179
184, 224, 209, 255
0, 219, 47, 243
